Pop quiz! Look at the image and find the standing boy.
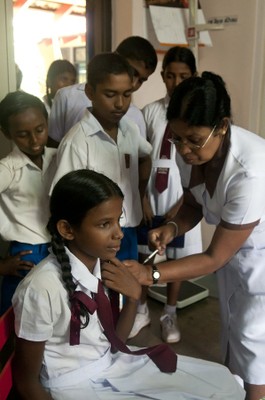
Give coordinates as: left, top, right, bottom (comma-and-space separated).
47, 36, 157, 146
51, 53, 152, 262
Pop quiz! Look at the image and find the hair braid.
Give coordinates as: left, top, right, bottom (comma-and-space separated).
48, 220, 89, 328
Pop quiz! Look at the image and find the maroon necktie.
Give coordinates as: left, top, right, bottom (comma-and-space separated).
155, 123, 172, 193
70, 280, 177, 373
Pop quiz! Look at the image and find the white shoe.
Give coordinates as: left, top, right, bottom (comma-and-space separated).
128, 308, 151, 339
160, 313, 181, 343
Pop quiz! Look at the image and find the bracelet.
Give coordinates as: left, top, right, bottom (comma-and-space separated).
167, 221, 178, 238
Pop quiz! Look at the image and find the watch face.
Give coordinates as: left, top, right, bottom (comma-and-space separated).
153, 270, 160, 280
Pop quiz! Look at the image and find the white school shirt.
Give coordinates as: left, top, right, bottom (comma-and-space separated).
142, 96, 202, 258
48, 82, 147, 141
12, 249, 245, 400
12, 250, 110, 383
51, 110, 152, 228
0, 146, 57, 244
177, 125, 265, 384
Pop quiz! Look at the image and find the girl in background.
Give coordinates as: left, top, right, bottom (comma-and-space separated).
13, 169, 244, 399
43, 59, 77, 114
0, 91, 57, 314
130, 46, 202, 342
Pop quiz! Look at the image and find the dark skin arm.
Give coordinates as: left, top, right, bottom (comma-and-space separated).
0, 250, 34, 277
122, 223, 254, 286
104, 192, 255, 286
148, 191, 204, 254
13, 337, 53, 399
101, 257, 141, 342
138, 155, 152, 201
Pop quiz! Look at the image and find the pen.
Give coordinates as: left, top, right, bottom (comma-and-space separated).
142, 249, 159, 265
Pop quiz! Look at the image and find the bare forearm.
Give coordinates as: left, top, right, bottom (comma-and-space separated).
14, 378, 53, 400
144, 252, 221, 286
138, 156, 152, 200
115, 298, 138, 342
174, 203, 203, 236
14, 339, 51, 400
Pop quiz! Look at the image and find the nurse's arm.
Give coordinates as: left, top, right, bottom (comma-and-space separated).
13, 337, 52, 399
148, 191, 203, 253
125, 223, 255, 286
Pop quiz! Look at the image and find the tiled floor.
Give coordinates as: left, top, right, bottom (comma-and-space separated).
127, 291, 222, 364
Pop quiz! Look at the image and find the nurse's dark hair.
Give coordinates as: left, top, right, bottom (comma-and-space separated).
0, 90, 48, 137
86, 52, 134, 89
167, 71, 232, 127
47, 169, 124, 328
162, 46, 197, 75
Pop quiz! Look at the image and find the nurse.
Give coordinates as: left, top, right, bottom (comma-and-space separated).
103, 72, 265, 400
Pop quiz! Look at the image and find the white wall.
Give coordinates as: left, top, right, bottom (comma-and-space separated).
0, 0, 15, 159
113, 0, 265, 136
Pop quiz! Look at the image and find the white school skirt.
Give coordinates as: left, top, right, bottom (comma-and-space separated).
45, 351, 245, 400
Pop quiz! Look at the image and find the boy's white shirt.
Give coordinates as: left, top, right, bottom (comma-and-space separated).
51, 110, 152, 227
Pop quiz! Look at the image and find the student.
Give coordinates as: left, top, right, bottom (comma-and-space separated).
51, 52, 152, 263
43, 59, 77, 114
47, 36, 158, 146
12, 169, 245, 399
130, 46, 202, 342
119, 72, 265, 400
0, 91, 57, 314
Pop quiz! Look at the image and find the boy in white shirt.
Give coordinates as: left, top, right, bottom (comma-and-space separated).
51, 52, 152, 263
48, 36, 158, 146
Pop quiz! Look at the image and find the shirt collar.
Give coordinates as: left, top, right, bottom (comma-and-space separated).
83, 108, 130, 139
11, 145, 48, 171
164, 94, 170, 109
189, 128, 231, 197
64, 246, 101, 294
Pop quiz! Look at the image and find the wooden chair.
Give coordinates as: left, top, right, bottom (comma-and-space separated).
0, 307, 15, 400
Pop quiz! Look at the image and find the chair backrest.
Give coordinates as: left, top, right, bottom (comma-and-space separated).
0, 307, 15, 400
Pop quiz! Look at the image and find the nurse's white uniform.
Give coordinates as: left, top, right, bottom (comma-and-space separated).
177, 125, 265, 384
142, 96, 202, 259
12, 248, 244, 399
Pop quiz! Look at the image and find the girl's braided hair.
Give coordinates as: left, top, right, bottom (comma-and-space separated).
47, 169, 124, 327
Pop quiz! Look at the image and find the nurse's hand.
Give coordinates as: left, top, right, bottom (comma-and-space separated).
148, 223, 176, 254
0, 251, 34, 278
101, 258, 141, 301
123, 260, 153, 287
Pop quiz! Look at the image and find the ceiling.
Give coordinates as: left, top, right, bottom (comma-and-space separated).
13, 0, 86, 17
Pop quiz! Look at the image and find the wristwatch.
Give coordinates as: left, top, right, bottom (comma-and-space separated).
152, 264, 161, 284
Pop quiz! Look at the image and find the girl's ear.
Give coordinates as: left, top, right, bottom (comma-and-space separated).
56, 220, 75, 241
85, 83, 94, 101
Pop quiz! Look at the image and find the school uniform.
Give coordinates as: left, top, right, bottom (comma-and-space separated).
48, 83, 147, 142
0, 145, 57, 313
12, 248, 245, 399
140, 96, 202, 259
176, 125, 265, 384
51, 110, 152, 260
